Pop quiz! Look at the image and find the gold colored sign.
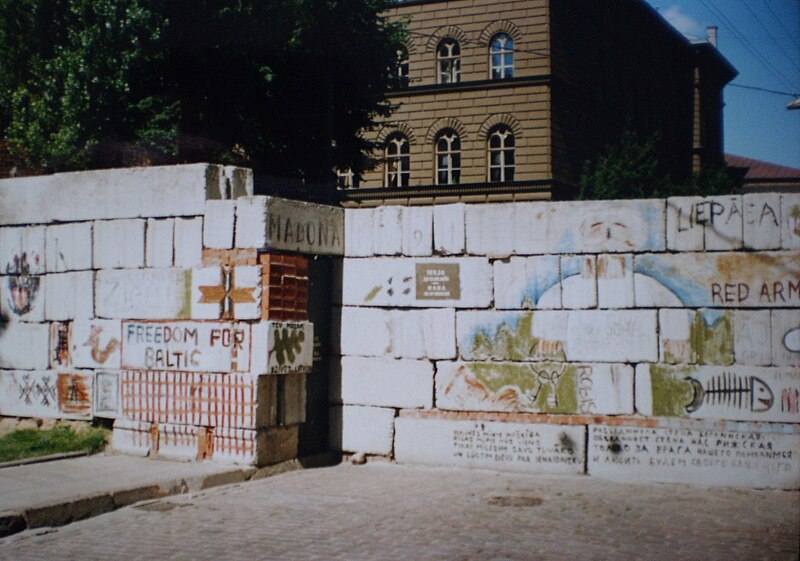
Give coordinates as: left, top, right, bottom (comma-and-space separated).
416, 263, 461, 300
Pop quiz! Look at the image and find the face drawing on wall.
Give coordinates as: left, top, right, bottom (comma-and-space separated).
5, 252, 41, 315
578, 208, 647, 251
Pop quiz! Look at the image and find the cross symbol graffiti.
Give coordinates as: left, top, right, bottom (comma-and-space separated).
18, 373, 34, 405
36, 376, 56, 407
197, 267, 256, 320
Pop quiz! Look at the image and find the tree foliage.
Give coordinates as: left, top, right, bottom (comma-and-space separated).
0, 0, 405, 181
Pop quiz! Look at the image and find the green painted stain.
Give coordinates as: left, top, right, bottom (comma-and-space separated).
690, 312, 732, 365
468, 361, 578, 414
177, 270, 192, 319
364, 285, 382, 302
470, 312, 565, 361
273, 326, 306, 365
650, 365, 694, 417
790, 205, 800, 237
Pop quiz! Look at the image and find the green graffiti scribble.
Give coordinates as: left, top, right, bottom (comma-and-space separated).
690, 312, 733, 365
470, 312, 566, 361
790, 205, 800, 237
273, 327, 305, 366
364, 285, 382, 303
649, 365, 694, 417
178, 270, 192, 319
468, 362, 578, 414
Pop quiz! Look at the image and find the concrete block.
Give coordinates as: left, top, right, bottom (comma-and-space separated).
93, 219, 145, 269
494, 256, 560, 309
457, 311, 567, 362
71, 319, 122, 369
157, 423, 202, 462
635, 363, 800, 423
771, 310, 800, 366
203, 200, 236, 249
433, 203, 465, 255
46, 222, 92, 272
255, 425, 298, 465
342, 257, 493, 308
781, 193, 800, 249
436, 361, 633, 415
173, 217, 203, 268
0, 370, 93, 419
566, 310, 658, 362
402, 206, 433, 256
213, 427, 258, 465
395, 417, 585, 475
743, 193, 781, 250
659, 309, 696, 364
251, 320, 314, 375
191, 266, 261, 320
465, 203, 515, 256
344, 208, 374, 257
219, 165, 254, 199
93, 371, 120, 418
235, 196, 268, 249
111, 419, 154, 457
1, 226, 45, 274
0, 322, 50, 369
588, 423, 800, 489
340, 355, 434, 408
511, 202, 553, 254
666, 197, 704, 251
330, 405, 395, 455
704, 195, 744, 250
597, 254, 634, 308
45, 271, 94, 320
0, 273, 45, 322
634, 252, 800, 308
561, 256, 596, 309
146, 219, 174, 267
95, 268, 192, 319
373, 207, 403, 256
733, 310, 772, 366
339, 307, 391, 357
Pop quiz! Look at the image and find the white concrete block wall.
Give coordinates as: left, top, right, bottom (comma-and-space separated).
344, 208, 374, 257
733, 310, 772, 366
203, 200, 236, 249
704, 195, 744, 251
781, 194, 800, 249
95, 268, 191, 319
234, 196, 268, 249
0, 226, 45, 274
401, 206, 433, 257
146, 219, 174, 267
0, 322, 50, 370
433, 204, 465, 255
174, 217, 204, 268
373, 207, 403, 256
597, 254, 634, 309
46, 222, 92, 272
339, 356, 434, 409
45, 271, 94, 320
330, 405, 395, 455
743, 193, 781, 250
667, 197, 704, 251
93, 219, 145, 269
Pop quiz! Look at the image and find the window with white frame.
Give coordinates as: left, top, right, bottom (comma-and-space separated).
385, 134, 410, 187
435, 130, 461, 185
335, 168, 358, 189
488, 126, 515, 182
395, 46, 410, 87
490, 33, 514, 79
437, 38, 461, 84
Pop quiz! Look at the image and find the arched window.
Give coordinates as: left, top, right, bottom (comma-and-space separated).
385, 134, 410, 187
488, 126, 515, 182
490, 33, 514, 79
435, 130, 461, 185
437, 38, 461, 84
394, 46, 409, 87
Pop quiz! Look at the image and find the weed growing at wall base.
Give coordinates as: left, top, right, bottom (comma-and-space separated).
0, 426, 109, 463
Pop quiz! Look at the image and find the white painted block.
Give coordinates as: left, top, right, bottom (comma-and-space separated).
781, 194, 800, 249
402, 206, 433, 256
173, 217, 203, 267
743, 193, 781, 250
45, 271, 94, 320
190, 266, 261, 320
0, 226, 45, 274
771, 310, 800, 366
704, 195, 744, 250
0, 164, 227, 225
157, 423, 201, 461
111, 419, 153, 457
465, 203, 514, 257
566, 310, 657, 362
666, 197, 704, 251
71, 319, 122, 369
494, 256, 561, 310
597, 254, 634, 308
213, 427, 257, 465
561, 256, 596, 309
0, 370, 93, 419
340, 307, 392, 357
436, 361, 633, 415
395, 417, 585, 475
0, 273, 45, 322
511, 202, 554, 254
330, 405, 395, 455
146, 218, 174, 267
93, 371, 120, 418
373, 207, 403, 256
733, 310, 772, 366
342, 257, 493, 308
0, 322, 50, 369
46, 222, 92, 272
235, 196, 268, 248
93, 219, 145, 269
433, 203, 465, 255
588, 424, 800, 489
344, 208, 374, 257
203, 200, 236, 249
219, 166, 254, 199
95, 268, 191, 319
340, 355, 433, 408
659, 308, 695, 364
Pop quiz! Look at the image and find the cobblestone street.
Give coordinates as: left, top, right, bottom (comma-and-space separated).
1, 463, 797, 561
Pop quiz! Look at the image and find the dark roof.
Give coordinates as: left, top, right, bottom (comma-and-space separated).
725, 154, 800, 181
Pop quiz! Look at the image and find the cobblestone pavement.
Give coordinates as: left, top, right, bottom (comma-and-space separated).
1, 463, 797, 561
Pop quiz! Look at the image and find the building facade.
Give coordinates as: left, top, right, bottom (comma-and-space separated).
340, 0, 736, 206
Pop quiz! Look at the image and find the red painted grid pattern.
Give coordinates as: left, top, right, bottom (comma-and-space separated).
213, 427, 257, 461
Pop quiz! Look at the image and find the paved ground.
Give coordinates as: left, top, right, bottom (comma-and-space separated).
1, 461, 797, 561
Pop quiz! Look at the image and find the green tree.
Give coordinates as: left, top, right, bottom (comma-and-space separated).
0, 0, 405, 182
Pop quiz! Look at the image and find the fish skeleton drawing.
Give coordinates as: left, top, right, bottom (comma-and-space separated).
685, 373, 774, 413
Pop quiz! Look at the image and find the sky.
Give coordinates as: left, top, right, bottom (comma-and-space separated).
644, 0, 800, 169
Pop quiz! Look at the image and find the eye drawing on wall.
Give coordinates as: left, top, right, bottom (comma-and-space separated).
685, 373, 774, 414
5, 252, 40, 315
578, 209, 647, 250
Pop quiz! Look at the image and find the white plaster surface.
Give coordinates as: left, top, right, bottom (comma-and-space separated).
373, 207, 403, 256
494, 256, 561, 310
234, 196, 268, 249
0, 322, 50, 369
0, 226, 45, 274
203, 200, 236, 249
659, 308, 695, 364
330, 405, 395, 455
0, 370, 93, 420
72, 319, 122, 369
667, 197, 704, 251
771, 310, 800, 366
174, 217, 204, 268
704, 195, 744, 251
395, 417, 586, 475
146, 218, 174, 267
344, 208, 374, 257
465, 203, 515, 257
93, 219, 145, 269
45, 271, 94, 320
588, 423, 800, 489
597, 254, 634, 309
402, 206, 433, 256
95, 268, 191, 319
733, 310, 772, 366
339, 355, 433, 408
743, 193, 781, 250
111, 419, 153, 457
566, 310, 658, 362
561, 256, 596, 309
781, 193, 800, 249
46, 222, 92, 272
433, 203, 465, 255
